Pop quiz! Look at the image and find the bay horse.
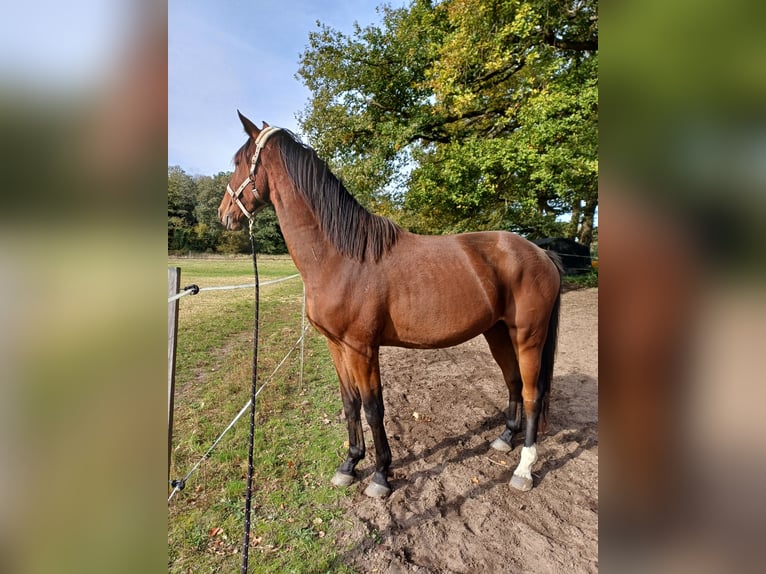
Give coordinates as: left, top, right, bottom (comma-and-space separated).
219, 112, 562, 498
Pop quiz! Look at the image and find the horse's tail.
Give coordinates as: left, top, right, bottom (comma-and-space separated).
538, 251, 563, 433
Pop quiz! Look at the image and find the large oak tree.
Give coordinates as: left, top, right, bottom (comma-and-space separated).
298, 0, 597, 244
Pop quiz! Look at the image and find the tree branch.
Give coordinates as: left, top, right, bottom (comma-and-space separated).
474, 56, 527, 88
544, 32, 598, 52
408, 132, 452, 144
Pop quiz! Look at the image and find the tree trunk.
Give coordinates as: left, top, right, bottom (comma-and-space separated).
578, 198, 597, 248
567, 200, 582, 240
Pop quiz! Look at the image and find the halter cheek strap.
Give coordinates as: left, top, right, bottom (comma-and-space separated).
226, 126, 282, 220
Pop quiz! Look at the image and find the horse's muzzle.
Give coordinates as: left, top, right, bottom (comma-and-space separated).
219, 209, 240, 231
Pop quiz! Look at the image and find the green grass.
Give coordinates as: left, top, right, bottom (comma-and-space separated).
168, 256, 356, 574
169, 255, 299, 282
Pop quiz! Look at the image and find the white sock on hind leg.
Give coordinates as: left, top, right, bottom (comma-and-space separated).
514, 444, 537, 479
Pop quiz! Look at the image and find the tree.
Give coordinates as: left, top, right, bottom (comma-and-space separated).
167, 166, 288, 254
168, 166, 197, 251
194, 173, 230, 230
193, 172, 230, 251
168, 165, 196, 222
250, 208, 288, 254
297, 0, 597, 244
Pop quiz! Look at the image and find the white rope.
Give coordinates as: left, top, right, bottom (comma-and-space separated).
195, 273, 299, 292
168, 323, 311, 502
167, 274, 300, 303
167, 290, 192, 303
168, 400, 251, 501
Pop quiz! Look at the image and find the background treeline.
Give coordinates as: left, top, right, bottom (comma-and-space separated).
169, 0, 597, 255
167, 167, 287, 254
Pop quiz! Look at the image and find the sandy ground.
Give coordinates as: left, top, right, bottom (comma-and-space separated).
334, 287, 598, 573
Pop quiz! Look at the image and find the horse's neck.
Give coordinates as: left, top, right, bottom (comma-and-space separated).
267, 166, 342, 283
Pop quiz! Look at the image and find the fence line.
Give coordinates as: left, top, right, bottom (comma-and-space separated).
167, 273, 300, 303
168, 322, 311, 502
167, 271, 303, 484
167, 268, 308, 502
168, 267, 181, 485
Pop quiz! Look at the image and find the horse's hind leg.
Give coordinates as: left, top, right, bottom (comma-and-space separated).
510, 343, 545, 491
483, 322, 523, 452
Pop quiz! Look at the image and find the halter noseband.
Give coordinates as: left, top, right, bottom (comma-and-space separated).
226, 126, 282, 220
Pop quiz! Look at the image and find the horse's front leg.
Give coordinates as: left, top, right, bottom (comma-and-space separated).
328, 344, 366, 487
331, 383, 366, 487
333, 343, 391, 498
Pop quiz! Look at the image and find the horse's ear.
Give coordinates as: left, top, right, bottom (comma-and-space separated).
237, 110, 260, 138
262, 120, 270, 128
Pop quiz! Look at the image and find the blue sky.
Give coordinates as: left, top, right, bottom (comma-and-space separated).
169, 0, 408, 176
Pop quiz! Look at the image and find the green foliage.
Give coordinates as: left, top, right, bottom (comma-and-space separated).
564, 267, 598, 289
215, 230, 251, 255
167, 166, 288, 254
168, 165, 196, 223
298, 0, 598, 243
251, 208, 288, 254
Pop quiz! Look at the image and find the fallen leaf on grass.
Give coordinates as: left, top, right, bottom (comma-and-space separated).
208, 527, 223, 537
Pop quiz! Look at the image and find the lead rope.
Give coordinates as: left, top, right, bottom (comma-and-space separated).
241, 216, 259, 573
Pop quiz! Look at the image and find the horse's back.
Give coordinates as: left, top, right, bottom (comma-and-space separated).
378, 230, 559, 348
404, 230, 559, 296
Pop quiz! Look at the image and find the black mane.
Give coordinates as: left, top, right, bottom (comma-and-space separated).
273, 130, 401, 262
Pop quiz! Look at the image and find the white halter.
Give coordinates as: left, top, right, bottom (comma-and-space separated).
226, 126, 282, 220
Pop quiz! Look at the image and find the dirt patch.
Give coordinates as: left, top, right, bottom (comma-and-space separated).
335, 288, 598, 573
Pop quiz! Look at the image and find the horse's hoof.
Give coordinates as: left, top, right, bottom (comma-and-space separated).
490, 437, 513, 452
510, 473, 533, 492
331, 471, 355, 487
363, 480, 391, 498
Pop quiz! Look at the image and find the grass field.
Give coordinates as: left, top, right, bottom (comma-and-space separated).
167, 255, 355, 573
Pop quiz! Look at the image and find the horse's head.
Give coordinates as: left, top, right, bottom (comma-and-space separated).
218, 111, 278, 230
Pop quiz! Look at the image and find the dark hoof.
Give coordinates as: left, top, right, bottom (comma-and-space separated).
490, 437, 513, 452
331, 470, 355, 487
510, 473, 533, 492
364, 480, 391, 498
